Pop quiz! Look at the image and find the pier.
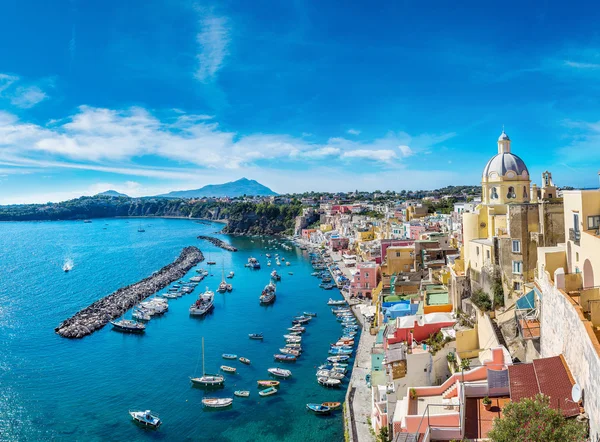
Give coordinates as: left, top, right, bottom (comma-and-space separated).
196, 235, 238, 252
55, 246, 204, 339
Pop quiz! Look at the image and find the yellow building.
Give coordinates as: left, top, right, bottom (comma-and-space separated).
320, 223, 333, 232
406, 205, 428, 221
383, 245, 415, 275
356, 225, 375, 242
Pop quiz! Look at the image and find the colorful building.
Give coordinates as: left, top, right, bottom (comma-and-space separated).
349, 261, 380, 298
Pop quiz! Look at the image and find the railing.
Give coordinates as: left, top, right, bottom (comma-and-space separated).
569, 228, 581, 246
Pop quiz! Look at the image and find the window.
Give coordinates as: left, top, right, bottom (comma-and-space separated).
574, 213, 580, 232
513, 281, 522, 291
507, 186, 516, 199
476, 247, 480, 256
512, 240, 521, 253
365, 272, 369, 278
490, 187, 498, 199
588, 215, 600, 230
576, 252, 579, 262
512, 261, 523, 274
396, 252, 401, 257
523, 186, 528, 199
486, 250, 490, 260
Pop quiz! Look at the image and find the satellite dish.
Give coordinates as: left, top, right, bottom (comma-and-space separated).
571, 384, 582, 403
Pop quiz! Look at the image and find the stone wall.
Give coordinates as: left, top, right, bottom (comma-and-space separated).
538, 270, 600, 439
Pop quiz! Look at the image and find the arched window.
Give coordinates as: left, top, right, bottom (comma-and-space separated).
507, 186, 516, 199
523, 186, 528, 199
490, 187, 498, 199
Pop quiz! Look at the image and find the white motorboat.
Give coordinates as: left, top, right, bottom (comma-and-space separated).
202, 397, 233, 408
129, 410, 161, 428
267, 367, 292, 378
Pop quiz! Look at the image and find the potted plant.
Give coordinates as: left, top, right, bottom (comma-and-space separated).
483, 396, 492, 411
409, 388, 417, 400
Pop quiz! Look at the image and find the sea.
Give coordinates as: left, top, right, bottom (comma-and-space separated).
0, 218, 353, 442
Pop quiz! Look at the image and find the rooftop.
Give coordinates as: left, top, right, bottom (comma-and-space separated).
426, 291, 450, 306
464, 397, 510, 440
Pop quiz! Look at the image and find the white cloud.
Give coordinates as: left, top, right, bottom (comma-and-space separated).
563, 60, 600, 69
0, 73, 19, 94
347, 128, 360, 135
341, 149, 397, 162
398, 145, 414, 157
0, 73, 48, 108
195, 15, 230, 82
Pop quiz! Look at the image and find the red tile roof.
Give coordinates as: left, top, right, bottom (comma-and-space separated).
508, 356, 579, 417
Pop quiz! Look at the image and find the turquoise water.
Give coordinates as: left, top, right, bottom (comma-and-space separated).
0, 219, 352, 441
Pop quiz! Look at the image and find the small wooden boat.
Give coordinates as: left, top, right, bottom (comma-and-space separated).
202, 397, 233, 408
306, 403, 330, 414
258, 387, 278, 397
257, 380, 280, 388
249, 333, 264, 340
274, 354, 297, 362
318, 377, 341, 388
303, 312, 317, 317
234, 390, 250, 397
222, 354, 238, 360
322, 401, 341, 410
239, 357, 251, 365
129, 410, 161, 428
268, 367, 292, 378
220, 365, 236, 373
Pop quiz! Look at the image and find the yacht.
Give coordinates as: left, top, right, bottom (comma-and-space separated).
111, 319, 146, 334
189, 290, 214, 316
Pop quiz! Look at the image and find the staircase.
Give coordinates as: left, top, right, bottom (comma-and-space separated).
394, 434, 419, 442
441, 381, 458, 399
490, 318, 508, 348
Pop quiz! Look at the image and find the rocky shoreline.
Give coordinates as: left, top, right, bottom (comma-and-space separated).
196, 235, 238, 252
55, 246, 204, 339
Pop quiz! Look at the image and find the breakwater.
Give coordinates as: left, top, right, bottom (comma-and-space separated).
55, 246, 204, 339
197, 235, 238, 251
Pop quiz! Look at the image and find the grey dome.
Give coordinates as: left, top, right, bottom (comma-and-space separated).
498, 131, 510, 141
483, 153, 529, 178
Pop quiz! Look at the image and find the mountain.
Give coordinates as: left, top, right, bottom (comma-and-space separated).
96, 190, 129, 198
155, 178, 278, 198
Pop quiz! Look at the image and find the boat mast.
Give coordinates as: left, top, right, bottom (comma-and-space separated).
202, 337, 205, 376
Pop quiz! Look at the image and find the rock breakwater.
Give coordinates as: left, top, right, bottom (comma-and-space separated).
55, 246, 204, 339
197, 235, 237, 252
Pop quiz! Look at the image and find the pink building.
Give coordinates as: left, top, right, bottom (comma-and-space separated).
409, 224, 426, 240
349, 262, 379, 299
385, 313, 456, 347
330, 236, 349, 251
301, 229, 316, 240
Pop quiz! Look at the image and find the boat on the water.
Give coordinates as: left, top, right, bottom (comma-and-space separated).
327, 299, 347, 306
217, 281, 228, 293
270, 270, 281, 281
226, 284, 233, 292
306, 403, 330, 414
220, 365, 236, 373
257, 380, 280, 388
234, 390, 250, 397
259, 282, 276, 305
247, 257, 261, 269
129, 410, 161, 428
303, 312, 317, 317
227, 271, 234, 278
274, 354, 297, 362
132, 309, 151, 322
258, 387, 278, 397
279, 348, 301, 356
249, 333, 264, 340
317, 377, 341, 388
322, 401, 341, 410
327, 355, 350, 363
189, 290, 214, 316
268, 367, 292, 378
111, 319, 146, 334
190, 337, 225, 388
202, 397, 233, 408
239, 357, 251, 365
222, 354, 237, 360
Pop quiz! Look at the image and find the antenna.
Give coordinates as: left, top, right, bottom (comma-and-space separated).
571, 383, 582, 403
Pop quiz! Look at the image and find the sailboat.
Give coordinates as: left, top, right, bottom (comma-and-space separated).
217, 263, 228, 293
190, 337, 224, 388
137, 220, 145, 233
206, 252, 216, 266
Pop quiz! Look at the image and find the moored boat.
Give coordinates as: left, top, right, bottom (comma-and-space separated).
249, 333, 264, 340
258, 386, 278, 397
239, 357, 251, 365
274, 354, 297, 362
259, 282, 276, 305
222, 354, 238, 360
227, 271, 234, 278
303, 312, 317, 317
257, 380, 280, 388
202, 397, 233, 408
111, 319, 146, 334
234, 390, 250, 397
190, 338, 225, 388
267, 367, 292, 378
317, 377, 341, 388
327, 299, 347, 306
220, 365, 236, 373
129, 410, 161, 428
322, 401, 341, 410
306, 403, 331, 414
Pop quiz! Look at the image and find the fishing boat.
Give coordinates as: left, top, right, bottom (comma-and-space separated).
258, 387, 278, 397
249, 333, 264, 340
274, 354, 297, 362
129, 410, 161, 428
285, 343, 302, 349
189, 290, 214, 316
329, 348, 353, 355
288, 326, 305, 333
207, 261, 217, 265
279, 348, 301, 356
202, 398, 233, 408
283, 334, 302, 340
247, 257, 261, 269
327, 299, 347, 306
306, 404, 331, 414
317, 377, 341, 388
222, 354, 238, 360
190, 338, 225, 388
259, 282, 276, 305
257, 380, 280, 388
322, 401, 341, 410
286, 261, 291, 266
226, 284, 233, 292
110, 319, 145, 334
217, 281, 228, 293
220, 365, 236, 373
327, 355, 350, 363
303, 312, 317, 317
270, 270, 281, 281
268, 367, 292, 378
239, 357, 251, 365
321, 283, 335, 290
234, 390, 250, 397
132, 309, 151, 322
62, 260, 73, 272
190, 276, 203, 282
227, 271, 234, 278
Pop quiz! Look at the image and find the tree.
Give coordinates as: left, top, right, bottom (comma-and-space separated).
487, 394, 587, 442
377, 426, 390, 442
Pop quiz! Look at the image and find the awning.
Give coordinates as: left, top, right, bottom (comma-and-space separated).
516, 289, 535, 310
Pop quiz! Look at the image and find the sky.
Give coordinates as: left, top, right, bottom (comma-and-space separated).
1, 0, 600, 204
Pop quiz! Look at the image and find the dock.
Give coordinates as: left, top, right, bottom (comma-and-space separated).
197, 235, 238, 252
55, 246, 204, 339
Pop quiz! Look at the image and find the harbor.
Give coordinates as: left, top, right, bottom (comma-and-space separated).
197, 235, 238, 252
0, 218, 348, 441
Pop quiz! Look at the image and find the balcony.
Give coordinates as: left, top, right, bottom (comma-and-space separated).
569, 228, 581, 246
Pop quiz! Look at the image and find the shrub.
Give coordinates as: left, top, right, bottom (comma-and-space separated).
492, 277, 505, 308
471, 289, 492, 311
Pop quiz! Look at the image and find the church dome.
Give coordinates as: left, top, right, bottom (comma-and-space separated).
498, 131, 510, 141
483, 152, 529, 178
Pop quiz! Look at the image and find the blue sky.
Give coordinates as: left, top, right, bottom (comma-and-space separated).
1, 0, 600, 203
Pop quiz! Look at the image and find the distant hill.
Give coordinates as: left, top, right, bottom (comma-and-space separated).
96, 190, 129, 198
155, 178, 277, 198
